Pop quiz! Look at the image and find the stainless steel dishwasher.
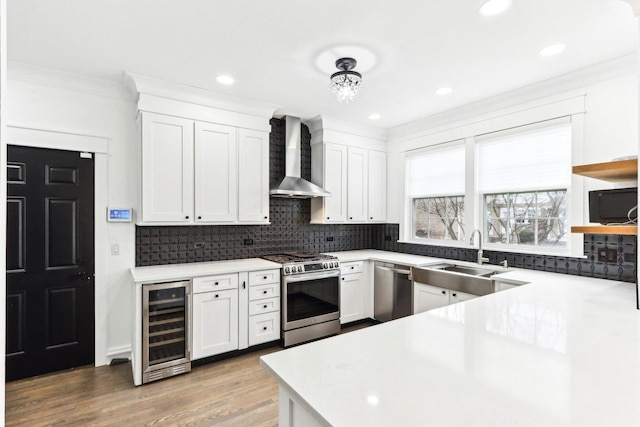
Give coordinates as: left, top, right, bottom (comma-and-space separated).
374, 262, 412, 322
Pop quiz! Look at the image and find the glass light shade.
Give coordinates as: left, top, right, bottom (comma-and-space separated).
329, 71, 362, 103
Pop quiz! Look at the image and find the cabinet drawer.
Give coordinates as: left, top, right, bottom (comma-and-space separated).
340, 261, 363, 275
248, 311, 280, 346
249, 269, 280, 286
193, 274, 238, 293
249, 297, 280, 315
249, 283, 280, 301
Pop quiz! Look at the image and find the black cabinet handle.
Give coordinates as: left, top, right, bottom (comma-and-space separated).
198, 216, 202, 219
264, 216, 268, 220
370, 217, 373, 220
327, 216, 330, 220
263, 276, 267, 279
351, 266, 355, 269
441, 290, 446, 294
263, 326, 267, 331
215, 294, 219, 298
185, 216, 189, 219
242, 281, 246, 289
452, 293, 457, 297
263, 305, 267, 309
215, 282, 219, 285
342, 277, 345, 281
349, 217, 353, 220
263, 290, 267, 294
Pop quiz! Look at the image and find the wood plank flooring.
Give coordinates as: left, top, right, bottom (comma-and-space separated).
5, 321, 375, 426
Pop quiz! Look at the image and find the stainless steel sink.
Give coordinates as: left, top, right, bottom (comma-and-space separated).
411, 264, 499, 296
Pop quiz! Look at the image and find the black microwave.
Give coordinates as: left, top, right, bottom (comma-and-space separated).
589, 187, 637, 224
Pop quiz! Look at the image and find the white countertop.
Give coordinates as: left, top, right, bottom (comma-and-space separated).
129, 258, 281, 283
325, 249, 444, 267
261, 270, 640, 426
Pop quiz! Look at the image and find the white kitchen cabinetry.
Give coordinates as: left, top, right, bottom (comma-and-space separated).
347, 147, 367, 222
246, 269, 281, 346
367, 150, 387, 221
140, 113, 194, 222
311, 143, 387, 224
413, 282, 477, 314
238, 129, 270, 222
139, 112, 269, 225
192, 274, 239, 359
311, 142, 348, 223
194, 122, 237, 222
340, 261, 369, 324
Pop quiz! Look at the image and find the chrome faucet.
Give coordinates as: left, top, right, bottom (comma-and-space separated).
469, 229, 490, 265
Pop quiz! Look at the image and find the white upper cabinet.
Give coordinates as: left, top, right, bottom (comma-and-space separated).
126, 72, 276, 226
309, 115, 387, 224
238, 129, 270, 222
139, 112, 270, 225
194, 122, 238, 222
312, 142, 348, 223
367, 150, 387, 222
347, 147, 368, 222
140, 113, 194, 223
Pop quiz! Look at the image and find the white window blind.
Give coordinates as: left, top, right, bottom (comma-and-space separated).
476, 118, 571, 193
407, 142, 465, 197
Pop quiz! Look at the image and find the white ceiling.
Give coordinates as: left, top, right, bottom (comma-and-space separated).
7, 0, 639, 129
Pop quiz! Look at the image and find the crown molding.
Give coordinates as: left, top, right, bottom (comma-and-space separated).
388, 54, 637, 141
123, 72, 279, 120
8, 61, 133, 101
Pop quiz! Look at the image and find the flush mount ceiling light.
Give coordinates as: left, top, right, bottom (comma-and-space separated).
539, 43, 566, 57
329, 57, 363, 103
479, 0, 512, 16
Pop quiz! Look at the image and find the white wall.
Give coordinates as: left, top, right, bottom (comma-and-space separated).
386, 61, 638, 241
6, 65, 139, 364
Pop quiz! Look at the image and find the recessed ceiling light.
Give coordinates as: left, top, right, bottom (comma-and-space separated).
368, 113, 381, 120
539, 44, 566, 57
435, 87, 453, 95
479, 0, 512, 16
215, 75, 235, 85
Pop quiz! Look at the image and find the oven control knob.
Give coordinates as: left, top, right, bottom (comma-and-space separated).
297, 265, 303, 272
330, 262, 335, 268
284, 266, 290, 274
335, 261, 339, 268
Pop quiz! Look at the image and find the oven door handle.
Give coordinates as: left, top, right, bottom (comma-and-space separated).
284, 270, 341, 283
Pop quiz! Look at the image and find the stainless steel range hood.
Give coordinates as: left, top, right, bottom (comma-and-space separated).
270, 116, 331, 198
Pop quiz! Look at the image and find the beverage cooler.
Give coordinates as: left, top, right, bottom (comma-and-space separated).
133, 280, 191, 385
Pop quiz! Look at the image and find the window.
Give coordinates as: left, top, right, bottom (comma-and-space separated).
414, 196, 465, 240
485, 190, 567, 246
407, 142, 465, 241
477, 118, 571, 250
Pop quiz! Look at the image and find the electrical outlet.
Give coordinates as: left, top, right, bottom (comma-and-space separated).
194, 242, 205, 250
326, 236, 334, 241
597, 247, 617, 263
243, 238, 254, 245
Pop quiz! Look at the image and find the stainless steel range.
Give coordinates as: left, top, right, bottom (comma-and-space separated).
262, 252, 341, 347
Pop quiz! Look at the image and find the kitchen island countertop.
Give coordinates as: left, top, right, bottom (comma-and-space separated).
261, 267, 640, 426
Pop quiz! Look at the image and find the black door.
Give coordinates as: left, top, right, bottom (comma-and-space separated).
6, 145, 95, 381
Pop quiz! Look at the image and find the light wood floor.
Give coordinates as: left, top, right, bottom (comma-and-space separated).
5, 322, 374, 426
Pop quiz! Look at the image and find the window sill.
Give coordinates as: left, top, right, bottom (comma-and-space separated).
399, 239, 586, 259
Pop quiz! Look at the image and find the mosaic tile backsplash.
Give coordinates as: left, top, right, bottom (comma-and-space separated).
136, 118, 636, 284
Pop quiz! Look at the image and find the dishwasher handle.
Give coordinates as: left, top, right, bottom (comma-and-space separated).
375, 265, 411, 275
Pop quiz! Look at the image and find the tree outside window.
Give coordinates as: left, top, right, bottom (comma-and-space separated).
414, 196, 465, 241
485, 190, 567, 247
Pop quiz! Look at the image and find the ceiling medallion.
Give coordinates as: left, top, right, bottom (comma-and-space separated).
329, 57, 363, 103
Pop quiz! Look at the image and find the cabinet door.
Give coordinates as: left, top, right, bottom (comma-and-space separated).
194, 122, 237, 222
450, 290, 477, 304
340, 273, 366, 324
347, 147, 367, 222
238, 129, 269, 222
413, 282, 449, 314
323, 143, 348, 222
141, 113, 194, 222
192, 289, 239, 359
367, 150, 387, 222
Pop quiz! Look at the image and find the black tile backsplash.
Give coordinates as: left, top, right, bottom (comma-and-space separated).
136, 118, 636, 284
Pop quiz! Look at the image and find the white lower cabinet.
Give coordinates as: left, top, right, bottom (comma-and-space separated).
413, 282, 477, 314
340, 261, 369, 324
192, 286, 239, 359
246, 269, 281, 346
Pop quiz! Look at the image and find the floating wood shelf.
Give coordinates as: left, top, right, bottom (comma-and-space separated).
572, 159, 637, 182
571, 225, 637, 235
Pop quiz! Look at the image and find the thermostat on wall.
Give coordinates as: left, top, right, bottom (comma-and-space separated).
107, 207, 133, 222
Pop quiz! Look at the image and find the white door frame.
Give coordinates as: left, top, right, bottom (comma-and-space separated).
5, 125, 110, 366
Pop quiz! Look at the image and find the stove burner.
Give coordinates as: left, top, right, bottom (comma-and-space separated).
262, 252, 339, 275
